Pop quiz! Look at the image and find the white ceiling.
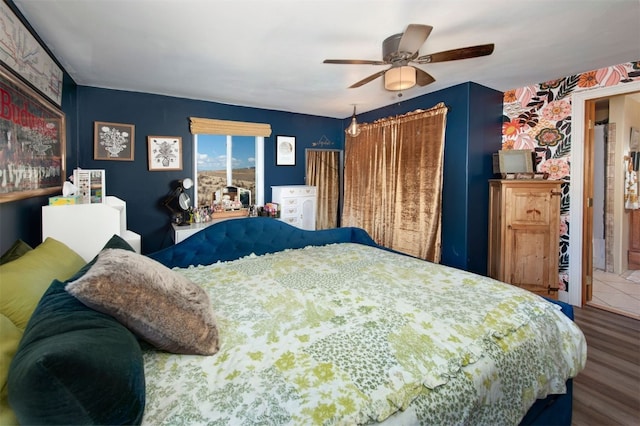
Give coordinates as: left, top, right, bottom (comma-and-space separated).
13, 0, 640, 119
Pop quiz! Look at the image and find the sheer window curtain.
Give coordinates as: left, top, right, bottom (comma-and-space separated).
306, 150, 340, 229
342, 102, 448, 262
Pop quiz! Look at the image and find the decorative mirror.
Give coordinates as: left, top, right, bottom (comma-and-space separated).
212, 186, 251, 210
178, 192, 191, 210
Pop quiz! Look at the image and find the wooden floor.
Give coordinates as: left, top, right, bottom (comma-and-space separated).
572, 305, 640, 425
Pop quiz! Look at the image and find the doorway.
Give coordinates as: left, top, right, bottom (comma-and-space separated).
305, 149, 342, 229
567, 80, 640, 306
580, 86, 640, 319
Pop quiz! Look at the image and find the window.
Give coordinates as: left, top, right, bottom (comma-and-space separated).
193, 134, 264, 208
189, 117, 270, 209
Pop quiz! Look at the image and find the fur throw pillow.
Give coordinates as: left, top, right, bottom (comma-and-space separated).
65, 249, 219, 355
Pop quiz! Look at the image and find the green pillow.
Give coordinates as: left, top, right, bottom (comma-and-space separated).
0, 314, 21, 426
0, 237, 86, 330
0, 237, 85, 426
7, 235, 145, 425
8, 280, 145, 425
0, 240, 33, 266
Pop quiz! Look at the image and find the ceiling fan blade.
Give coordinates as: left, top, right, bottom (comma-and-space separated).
415, 43, 495, 64
415, 68, 436, 86
397, 24, 433, 54
323, 59, 388, 65
349, 70, 387, 88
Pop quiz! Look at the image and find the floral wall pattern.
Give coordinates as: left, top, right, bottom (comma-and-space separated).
501, 61, 640, 292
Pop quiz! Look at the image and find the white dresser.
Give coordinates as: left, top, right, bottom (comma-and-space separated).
271, 185, 317, 230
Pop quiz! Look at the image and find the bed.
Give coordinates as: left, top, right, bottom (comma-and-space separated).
7, 217, 586, 425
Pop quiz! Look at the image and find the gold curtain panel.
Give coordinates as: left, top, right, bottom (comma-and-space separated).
189, 117, 272, 137
342, 102, 448, 262
306, 150, 340, 230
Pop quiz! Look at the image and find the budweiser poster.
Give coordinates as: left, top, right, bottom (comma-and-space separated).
0, 65, 65, 202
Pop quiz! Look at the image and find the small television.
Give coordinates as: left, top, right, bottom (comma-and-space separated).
493, 149, 535, 175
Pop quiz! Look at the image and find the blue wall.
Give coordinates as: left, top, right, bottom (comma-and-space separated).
69, 87, 345, 253
355, 83, 503, 274
0, 80, 501, 272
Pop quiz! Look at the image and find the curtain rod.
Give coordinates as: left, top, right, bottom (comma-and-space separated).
371, 102, 450, 125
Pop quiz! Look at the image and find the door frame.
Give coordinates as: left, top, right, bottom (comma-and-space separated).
569, 80, 640, 306
581, 99, 595, 305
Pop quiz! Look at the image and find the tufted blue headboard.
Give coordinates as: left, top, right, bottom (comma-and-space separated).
148, 217, 378, 269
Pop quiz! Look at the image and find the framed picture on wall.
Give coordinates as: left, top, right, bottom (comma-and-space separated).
276, 135, 296, 166
148, 136, 182, 171
0, 64, 66, 203
0, 1, 63, 106
94, 121, 135, 161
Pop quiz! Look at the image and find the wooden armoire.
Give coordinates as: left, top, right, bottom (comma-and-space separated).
487, 179, 562, 299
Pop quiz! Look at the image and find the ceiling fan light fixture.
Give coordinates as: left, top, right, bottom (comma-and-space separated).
384, 66, 416, 91
345, 105, 361, 137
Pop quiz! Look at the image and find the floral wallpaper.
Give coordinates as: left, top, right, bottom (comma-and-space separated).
501, 61, 640, 292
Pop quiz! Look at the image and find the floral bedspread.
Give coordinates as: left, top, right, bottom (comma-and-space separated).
142, 243, 586, 425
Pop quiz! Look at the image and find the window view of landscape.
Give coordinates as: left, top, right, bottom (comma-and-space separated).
196, 134, 256, 207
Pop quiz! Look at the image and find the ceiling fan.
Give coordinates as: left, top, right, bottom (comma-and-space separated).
323, 24, 495, 91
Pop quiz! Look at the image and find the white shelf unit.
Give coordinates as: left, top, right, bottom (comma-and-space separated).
271, 185, 317, 230
42, 196, 141, 261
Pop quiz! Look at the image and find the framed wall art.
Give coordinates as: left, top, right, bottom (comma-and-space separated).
276, 135, 296, 166
0, 64, 66, 203
0, 1, 63, 106
94, 121, 135, 161
148, 136, 182, 171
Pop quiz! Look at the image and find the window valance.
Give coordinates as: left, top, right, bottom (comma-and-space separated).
189, 117, 272, 137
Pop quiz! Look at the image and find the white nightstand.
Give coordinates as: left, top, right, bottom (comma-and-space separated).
171, 222, 214, 244
171, 216, 247, 244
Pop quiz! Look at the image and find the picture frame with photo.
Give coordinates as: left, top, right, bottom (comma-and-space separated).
73, 169, 105, 204
276, 135, 296, 166
94, 121, 135, 161
148, 136, 182, 171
